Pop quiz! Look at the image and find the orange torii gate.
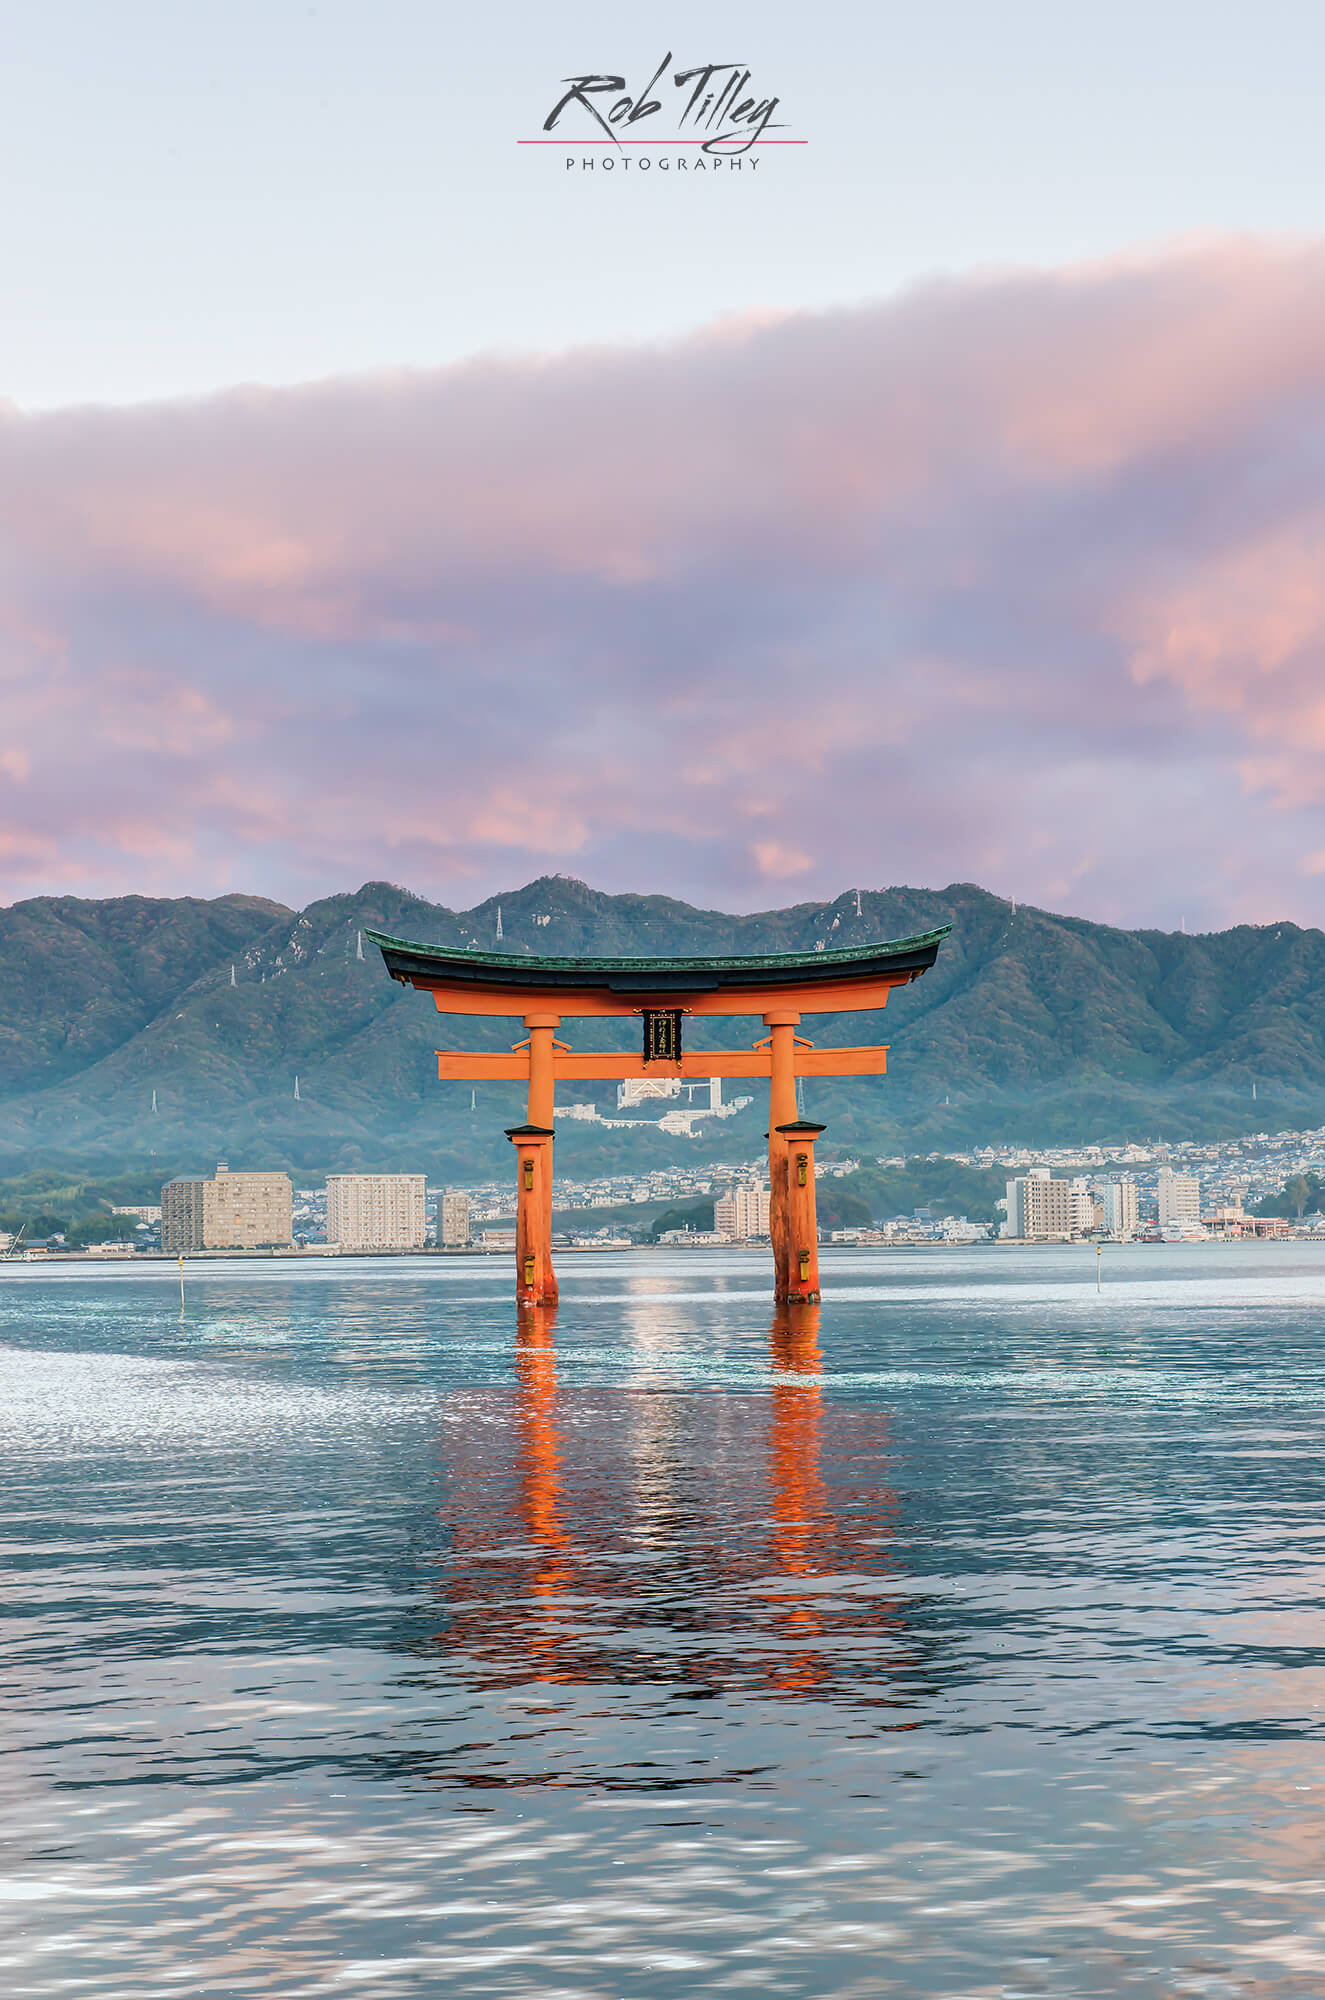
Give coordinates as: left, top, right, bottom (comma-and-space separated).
367, 926, 950, 1307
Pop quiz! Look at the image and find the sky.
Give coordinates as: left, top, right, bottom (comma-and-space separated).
5, 0, 1325, 929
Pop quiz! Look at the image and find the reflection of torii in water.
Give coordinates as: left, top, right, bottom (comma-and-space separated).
768, 1305, 830, 1693
513, 1312, 575, 1683
429, 1310, 911, 1703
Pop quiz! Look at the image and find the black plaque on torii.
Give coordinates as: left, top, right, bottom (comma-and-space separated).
642, 1009, 683, 1064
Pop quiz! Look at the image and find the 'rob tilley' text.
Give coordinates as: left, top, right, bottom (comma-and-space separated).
543, 55, 784, 154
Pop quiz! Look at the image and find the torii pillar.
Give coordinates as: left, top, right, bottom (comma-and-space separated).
506, 1122, 557, 1308
764, 1011, 800, 1302
523, 1014, 561, 1287
776, 1119, 827, 1303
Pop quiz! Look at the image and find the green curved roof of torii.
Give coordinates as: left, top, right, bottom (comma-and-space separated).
366, 924, 951, 996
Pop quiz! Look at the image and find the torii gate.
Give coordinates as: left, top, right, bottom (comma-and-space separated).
368, 925, 949, 1307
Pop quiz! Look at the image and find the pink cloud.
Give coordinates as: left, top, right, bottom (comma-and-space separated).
752, 841, 814, 880
5, 238, 1325, 925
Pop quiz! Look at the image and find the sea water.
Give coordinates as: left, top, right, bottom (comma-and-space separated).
2, 1244, 1324, 1997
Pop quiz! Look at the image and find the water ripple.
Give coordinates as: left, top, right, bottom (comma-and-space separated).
2, 1244, 1324, 1996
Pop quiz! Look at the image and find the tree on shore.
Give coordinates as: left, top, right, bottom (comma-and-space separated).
1255, 1170, 1323, 1219
1286, 1174, 1312, 1219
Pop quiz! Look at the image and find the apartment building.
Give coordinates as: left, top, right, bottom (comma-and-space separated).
325, 1173, 427, 1251
1069, 1177, 1097, 1236
1156, 1168, 1202, 1229
1097, 1179, 1140, 1237
714, 1182, 771, 1241
1004, 1169, 1075, 1240
438, 1189, 471, 1248
161, 1163, 293, 1251
161, 1176, 206, 1253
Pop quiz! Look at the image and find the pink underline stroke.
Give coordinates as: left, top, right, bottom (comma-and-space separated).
518, 138, 807, 145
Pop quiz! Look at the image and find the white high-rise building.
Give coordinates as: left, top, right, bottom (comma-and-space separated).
439, 1189, 471, 1247
1097, 1180, 1140, 1237
326, 1174, 427, 1251
714, 1182, 771, 1240
1156, 1169, 1201, 1229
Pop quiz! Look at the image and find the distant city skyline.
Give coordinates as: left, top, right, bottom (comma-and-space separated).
5, 5, 1325, 928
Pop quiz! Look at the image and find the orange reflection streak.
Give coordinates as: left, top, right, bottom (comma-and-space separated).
768, 1305, 829, 1691
516, 1310, 566, 1552
514, 1308, 577, 1681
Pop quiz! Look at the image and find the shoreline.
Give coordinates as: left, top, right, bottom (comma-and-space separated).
3, 1235, 1320, 1266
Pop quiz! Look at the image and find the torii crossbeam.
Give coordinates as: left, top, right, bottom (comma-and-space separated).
368, 926, 950, 1307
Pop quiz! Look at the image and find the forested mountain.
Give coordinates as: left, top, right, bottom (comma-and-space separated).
0, 876, 1320, 1181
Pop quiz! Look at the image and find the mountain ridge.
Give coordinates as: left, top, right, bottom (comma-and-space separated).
2, 876, 1321, 1178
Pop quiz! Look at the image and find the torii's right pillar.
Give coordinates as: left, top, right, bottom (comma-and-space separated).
776, 1119, 826, 1304
764, 1011, 801, 1300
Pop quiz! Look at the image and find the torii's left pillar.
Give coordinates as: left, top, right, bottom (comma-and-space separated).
506, 1123, 558, 1308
